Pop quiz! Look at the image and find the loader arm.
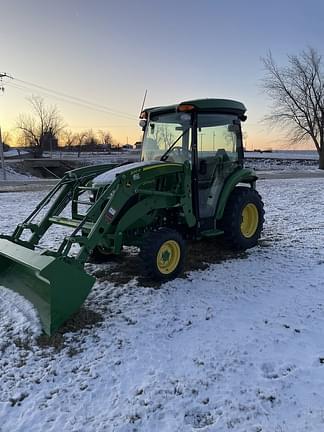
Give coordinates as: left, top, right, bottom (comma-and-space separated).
0, 161, 193, 335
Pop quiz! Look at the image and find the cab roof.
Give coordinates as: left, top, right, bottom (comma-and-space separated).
144, 98, 247, 120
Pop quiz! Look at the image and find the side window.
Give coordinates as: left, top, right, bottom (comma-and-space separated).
197, 114, 239, 161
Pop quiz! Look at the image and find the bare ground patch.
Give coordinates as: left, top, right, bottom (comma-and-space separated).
6, 239, 259, 352
89, 237, 249, 288
36, 307, 103, 351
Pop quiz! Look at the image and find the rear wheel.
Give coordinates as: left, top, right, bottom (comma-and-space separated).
140, 228, 186, 281
221, 186, 264, 250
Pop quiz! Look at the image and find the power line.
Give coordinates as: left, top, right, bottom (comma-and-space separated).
0, 72, 12, 94
69, 124, 138, 128
2, 73, 141, 146
0, 73, 10, 180
13, 76, 138, 120
5, 81, 138, 122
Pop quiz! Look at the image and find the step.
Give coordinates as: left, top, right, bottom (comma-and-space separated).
49, 216, 94, 230
200, 228, 224, 238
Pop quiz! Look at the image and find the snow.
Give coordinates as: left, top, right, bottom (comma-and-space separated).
43, 150, 141, 165
4, 149, 30, 158
0, 177, 323, 431
0, 287, 41, 345
245, 157, 318, 172
92, 160, 164, 186
245, 150, 318, 160
0, 165, 37, 181
244, 150, 319, 173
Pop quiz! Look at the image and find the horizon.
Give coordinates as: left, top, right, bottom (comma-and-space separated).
1, 0, 323, 150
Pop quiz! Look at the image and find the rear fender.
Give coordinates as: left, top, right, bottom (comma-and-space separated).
215, 168, 258, 220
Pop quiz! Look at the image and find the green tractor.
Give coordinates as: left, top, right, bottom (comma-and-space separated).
0, 99, 264, 335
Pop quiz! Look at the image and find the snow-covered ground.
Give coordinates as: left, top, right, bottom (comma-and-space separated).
0, 165, 37, 181
45, 149, 321, 172
43, 150, 140, 165
0, 150, 320, 183
245, 150, 318, 160
245, 158, 318, 172
4, 149, 30, 159
0, 177, 324, 431
244, 151, 319, 172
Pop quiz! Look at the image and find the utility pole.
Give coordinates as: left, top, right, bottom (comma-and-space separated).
199, 132, 205, 152
0, 72, 9, 92
49, 127, 53, 158
0, 72, 11, 181
0, 127, 6, 180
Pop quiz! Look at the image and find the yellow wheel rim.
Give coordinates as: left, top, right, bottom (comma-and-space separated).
156, 240, 181, 274
241, 203, 259, 238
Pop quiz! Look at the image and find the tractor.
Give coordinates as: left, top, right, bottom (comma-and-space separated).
0, 99, 264, 335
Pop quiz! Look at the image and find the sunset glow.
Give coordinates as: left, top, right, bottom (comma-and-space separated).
1, 0, 322, 149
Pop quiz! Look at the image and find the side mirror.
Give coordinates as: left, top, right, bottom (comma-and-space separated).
199, 159, 207, 175
139, 119, 147, 130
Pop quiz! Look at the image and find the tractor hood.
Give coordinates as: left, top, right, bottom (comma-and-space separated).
92, 160, 174, 187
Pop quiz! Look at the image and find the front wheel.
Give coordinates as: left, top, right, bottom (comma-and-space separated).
220, 186, 264, 250
89, 245, 117, 263
139, 228, 186, 281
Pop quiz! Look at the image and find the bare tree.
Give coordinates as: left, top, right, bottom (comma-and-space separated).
151, 125, 174, 151
98, 130, 113, 149
60, 129, 76, 149
83, 129, 98, 151
262, 48, 324, 169
17, 95, 65, 157
160, 125, 175, 150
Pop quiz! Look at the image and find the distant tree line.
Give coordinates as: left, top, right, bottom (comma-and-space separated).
60, 128, 114, 156
15, 95, 117, 157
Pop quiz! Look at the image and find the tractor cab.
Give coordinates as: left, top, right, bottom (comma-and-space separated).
140, 99, 246, 224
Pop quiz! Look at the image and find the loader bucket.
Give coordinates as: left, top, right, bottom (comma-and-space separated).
0, 239, 95, 336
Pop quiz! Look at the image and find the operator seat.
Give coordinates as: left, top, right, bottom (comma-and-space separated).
198, 149, 230, 218
198, 149, 229, 189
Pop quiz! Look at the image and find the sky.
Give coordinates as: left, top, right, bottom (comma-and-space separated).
1, 0, 323, 148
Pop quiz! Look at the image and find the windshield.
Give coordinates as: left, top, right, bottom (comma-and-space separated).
141, 112, 192, 163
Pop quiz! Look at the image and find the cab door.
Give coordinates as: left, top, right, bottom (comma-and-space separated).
196, 113, 242, 220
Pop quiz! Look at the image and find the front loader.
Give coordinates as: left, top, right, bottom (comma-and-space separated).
0, 99, 264, 335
